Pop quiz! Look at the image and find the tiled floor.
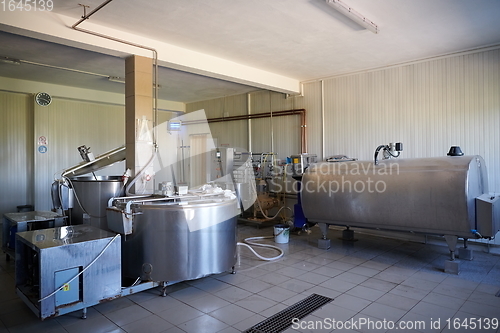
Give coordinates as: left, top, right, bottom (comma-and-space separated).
1, 223, 499, 333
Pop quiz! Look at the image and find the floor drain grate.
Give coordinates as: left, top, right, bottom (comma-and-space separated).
243, 293, 334, 333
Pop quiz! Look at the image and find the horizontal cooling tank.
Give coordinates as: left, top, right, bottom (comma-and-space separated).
301, 156, 489, 238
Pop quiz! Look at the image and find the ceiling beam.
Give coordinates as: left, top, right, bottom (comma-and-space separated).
0, 11, 301, 95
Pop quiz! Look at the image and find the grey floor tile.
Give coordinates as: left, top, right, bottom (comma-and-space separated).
348, 265, 380, 277
157, 303, 204, 326
275, 266, 309, 278
7, 318, 66, 333
332, 293, 371, 312
467, 290, 500, 307
237, 278, 274, 293
359, 277, 397, 293
376, 293, 419, 312
301, 286, 342, 300
279, 279, 315, 293
189, 277, 231, 294
409, 301, 457, 321
258, 302, 288, 318
389, 284, 429, 301
346, 285, 386, 302
93, 296, 136, 315
105, 304, 152, 327
432, 283, 474, 300
177, 314, 228, 333
120, 314, 173, 333
217, 326, 242, 333
213, 285, 253, 303
184, 293, 231, 313
336, 271, 370, 284
401, 276, 440, 292
235, 294, 277, 313
209, 304, 255, 326
319, 278, 357, 293
313, 266, 345, 278
168, 286, 209, 303
459, 299, 500, 318
295, 271, 331, 285
231, 313, 267, 331
304, 256, 334, 266
138, 295, 184, 314
258, 271, 292, 285
360, 302, 407, 322
326, 261, 357, 272
64, 315, 121, 333
420, 292, 465, 311
313, 303, 357, 322
160, 326, 186, 333
257, 285, 299, 302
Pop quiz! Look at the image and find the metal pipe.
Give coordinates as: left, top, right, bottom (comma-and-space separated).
72, 1, 159, 148
184, 108, 308, 154
247, 93, 252, 152
321, 80, 325, 160
269, 91, 274, 154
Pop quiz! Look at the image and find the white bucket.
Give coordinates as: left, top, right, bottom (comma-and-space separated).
274, 224, 290, 244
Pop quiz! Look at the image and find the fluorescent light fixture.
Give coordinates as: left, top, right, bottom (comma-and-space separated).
0, 56, 21, 65
168, 120, 182, 131
326, 0, 379, 34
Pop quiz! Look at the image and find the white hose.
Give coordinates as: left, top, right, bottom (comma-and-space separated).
237, 236, 284, 261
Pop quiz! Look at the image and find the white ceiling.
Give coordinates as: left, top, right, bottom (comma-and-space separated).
1, 0, 500, 103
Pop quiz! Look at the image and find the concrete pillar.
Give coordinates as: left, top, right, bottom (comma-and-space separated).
125, 55, 154, 194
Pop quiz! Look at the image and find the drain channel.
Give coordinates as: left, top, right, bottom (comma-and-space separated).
243, 293, 334, 333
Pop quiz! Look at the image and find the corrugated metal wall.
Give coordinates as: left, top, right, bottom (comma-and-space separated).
33, 98, 125, 211
0, 92, 33, 216
320, 49, 500, 192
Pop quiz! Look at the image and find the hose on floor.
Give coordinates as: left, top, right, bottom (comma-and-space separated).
237, 236, 284, 261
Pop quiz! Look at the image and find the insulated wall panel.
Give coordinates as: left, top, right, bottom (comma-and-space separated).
0, 92, 32, 217
321, 49, 500, 193
34, 99, 124, 211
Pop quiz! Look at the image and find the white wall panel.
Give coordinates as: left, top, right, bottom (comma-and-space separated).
34, 98, 125, 210
0, 92, 33, 216
321, 49, 500, 193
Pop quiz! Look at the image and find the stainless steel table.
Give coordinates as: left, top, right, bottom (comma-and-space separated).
2, 211, 66, 260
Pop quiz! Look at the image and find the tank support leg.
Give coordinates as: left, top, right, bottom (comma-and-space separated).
81, 307, 87, 319
444, 235, 460, 274
458, 238, 474, 260
341, 227, 356, 241
317, 223, 331, 249
160, 281, 168, 297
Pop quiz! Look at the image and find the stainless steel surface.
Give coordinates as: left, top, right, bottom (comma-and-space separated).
69, 176, 125, 231
301, 156, 494, 238
15, 225, 121, 320
61, 145, 126, 178
476, 194, 500, 238
2, 211, 66, 260
111, 196, 238, 282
